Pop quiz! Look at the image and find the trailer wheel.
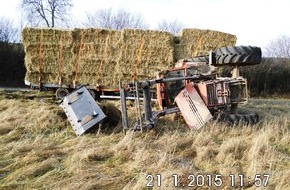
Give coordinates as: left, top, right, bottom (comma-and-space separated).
88, 89, 97, 100
219, 110, 259, 125
214, 46, 262, 66
55, 88, 69, 99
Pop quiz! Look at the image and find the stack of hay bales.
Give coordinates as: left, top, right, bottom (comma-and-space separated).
22, 27, 236, 88
116, 29, 174, 83
174, 28, 237, 61
72, 28, 122, 86
22, 28, 74, 85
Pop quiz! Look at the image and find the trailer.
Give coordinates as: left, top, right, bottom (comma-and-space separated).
22, 27, 238, 100
25, 80, 123, 100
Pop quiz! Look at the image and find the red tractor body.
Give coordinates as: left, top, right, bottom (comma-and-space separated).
156, 60, 248, 118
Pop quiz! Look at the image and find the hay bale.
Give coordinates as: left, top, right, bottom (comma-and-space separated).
25, 71, 74, 85
22, 28, 75, 82
71, 28, 174, 87
116, 29, 174, 84
72, 28, 122, 87
174, 28, 237, 61
22, 27, 236, 88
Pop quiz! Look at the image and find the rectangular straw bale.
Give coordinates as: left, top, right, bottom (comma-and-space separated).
22, 27, 73, 46
72, 28, 122, 87
73, 28, 121, 43
116, 29, 174, 84
174, 28, 237, 61
77, 74, 97, 85
22, 28, 42, 45
22, 28, 75, 83
25, 72, 56, 84
72, 28, 121, 61
25, 71, 74, 85
24, 47, 74, 74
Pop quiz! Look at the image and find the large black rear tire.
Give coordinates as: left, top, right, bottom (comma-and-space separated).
219, 110, 259, 125
214, 46, 262, 66
185, 46, 262, 66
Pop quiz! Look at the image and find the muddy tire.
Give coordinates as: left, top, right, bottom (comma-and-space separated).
55, 88, 69, 99
220, 110, 259, 125
214, 46, 262, 66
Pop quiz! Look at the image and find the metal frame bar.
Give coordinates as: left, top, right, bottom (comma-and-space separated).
143, 85, 153, 125
119, 82, 129, 133
135, 82, 143, 132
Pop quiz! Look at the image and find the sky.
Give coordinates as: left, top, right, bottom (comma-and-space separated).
1, 0, 290, 51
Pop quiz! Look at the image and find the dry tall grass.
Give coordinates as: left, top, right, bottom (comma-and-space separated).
0, 91, 289, 190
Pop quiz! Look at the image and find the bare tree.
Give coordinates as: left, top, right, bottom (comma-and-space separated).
21, 0, 73, 27
85, 8, 148, 29
0, 17, 25, 87
157, 19, 184, 35
265, 35, 290, 58
0, 17, 22, 61
0, 17, 19, 43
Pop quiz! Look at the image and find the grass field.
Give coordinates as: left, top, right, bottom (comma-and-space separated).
0, 90, 289, 190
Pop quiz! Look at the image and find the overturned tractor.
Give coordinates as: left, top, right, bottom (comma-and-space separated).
120, 46, 262, 131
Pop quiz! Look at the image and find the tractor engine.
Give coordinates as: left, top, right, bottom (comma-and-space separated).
195, 77, 248, 110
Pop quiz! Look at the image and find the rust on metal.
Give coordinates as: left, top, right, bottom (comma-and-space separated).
38, 29, 43, 87
97, 35, 110, 86
58, 33, 63, 86
80, 115, 94, 126
74, 34, 84, 88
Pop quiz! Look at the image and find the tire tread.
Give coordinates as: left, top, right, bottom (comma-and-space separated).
214, 46, 262, 66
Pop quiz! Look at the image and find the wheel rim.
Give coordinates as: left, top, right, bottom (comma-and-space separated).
56, 88, 69, 99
